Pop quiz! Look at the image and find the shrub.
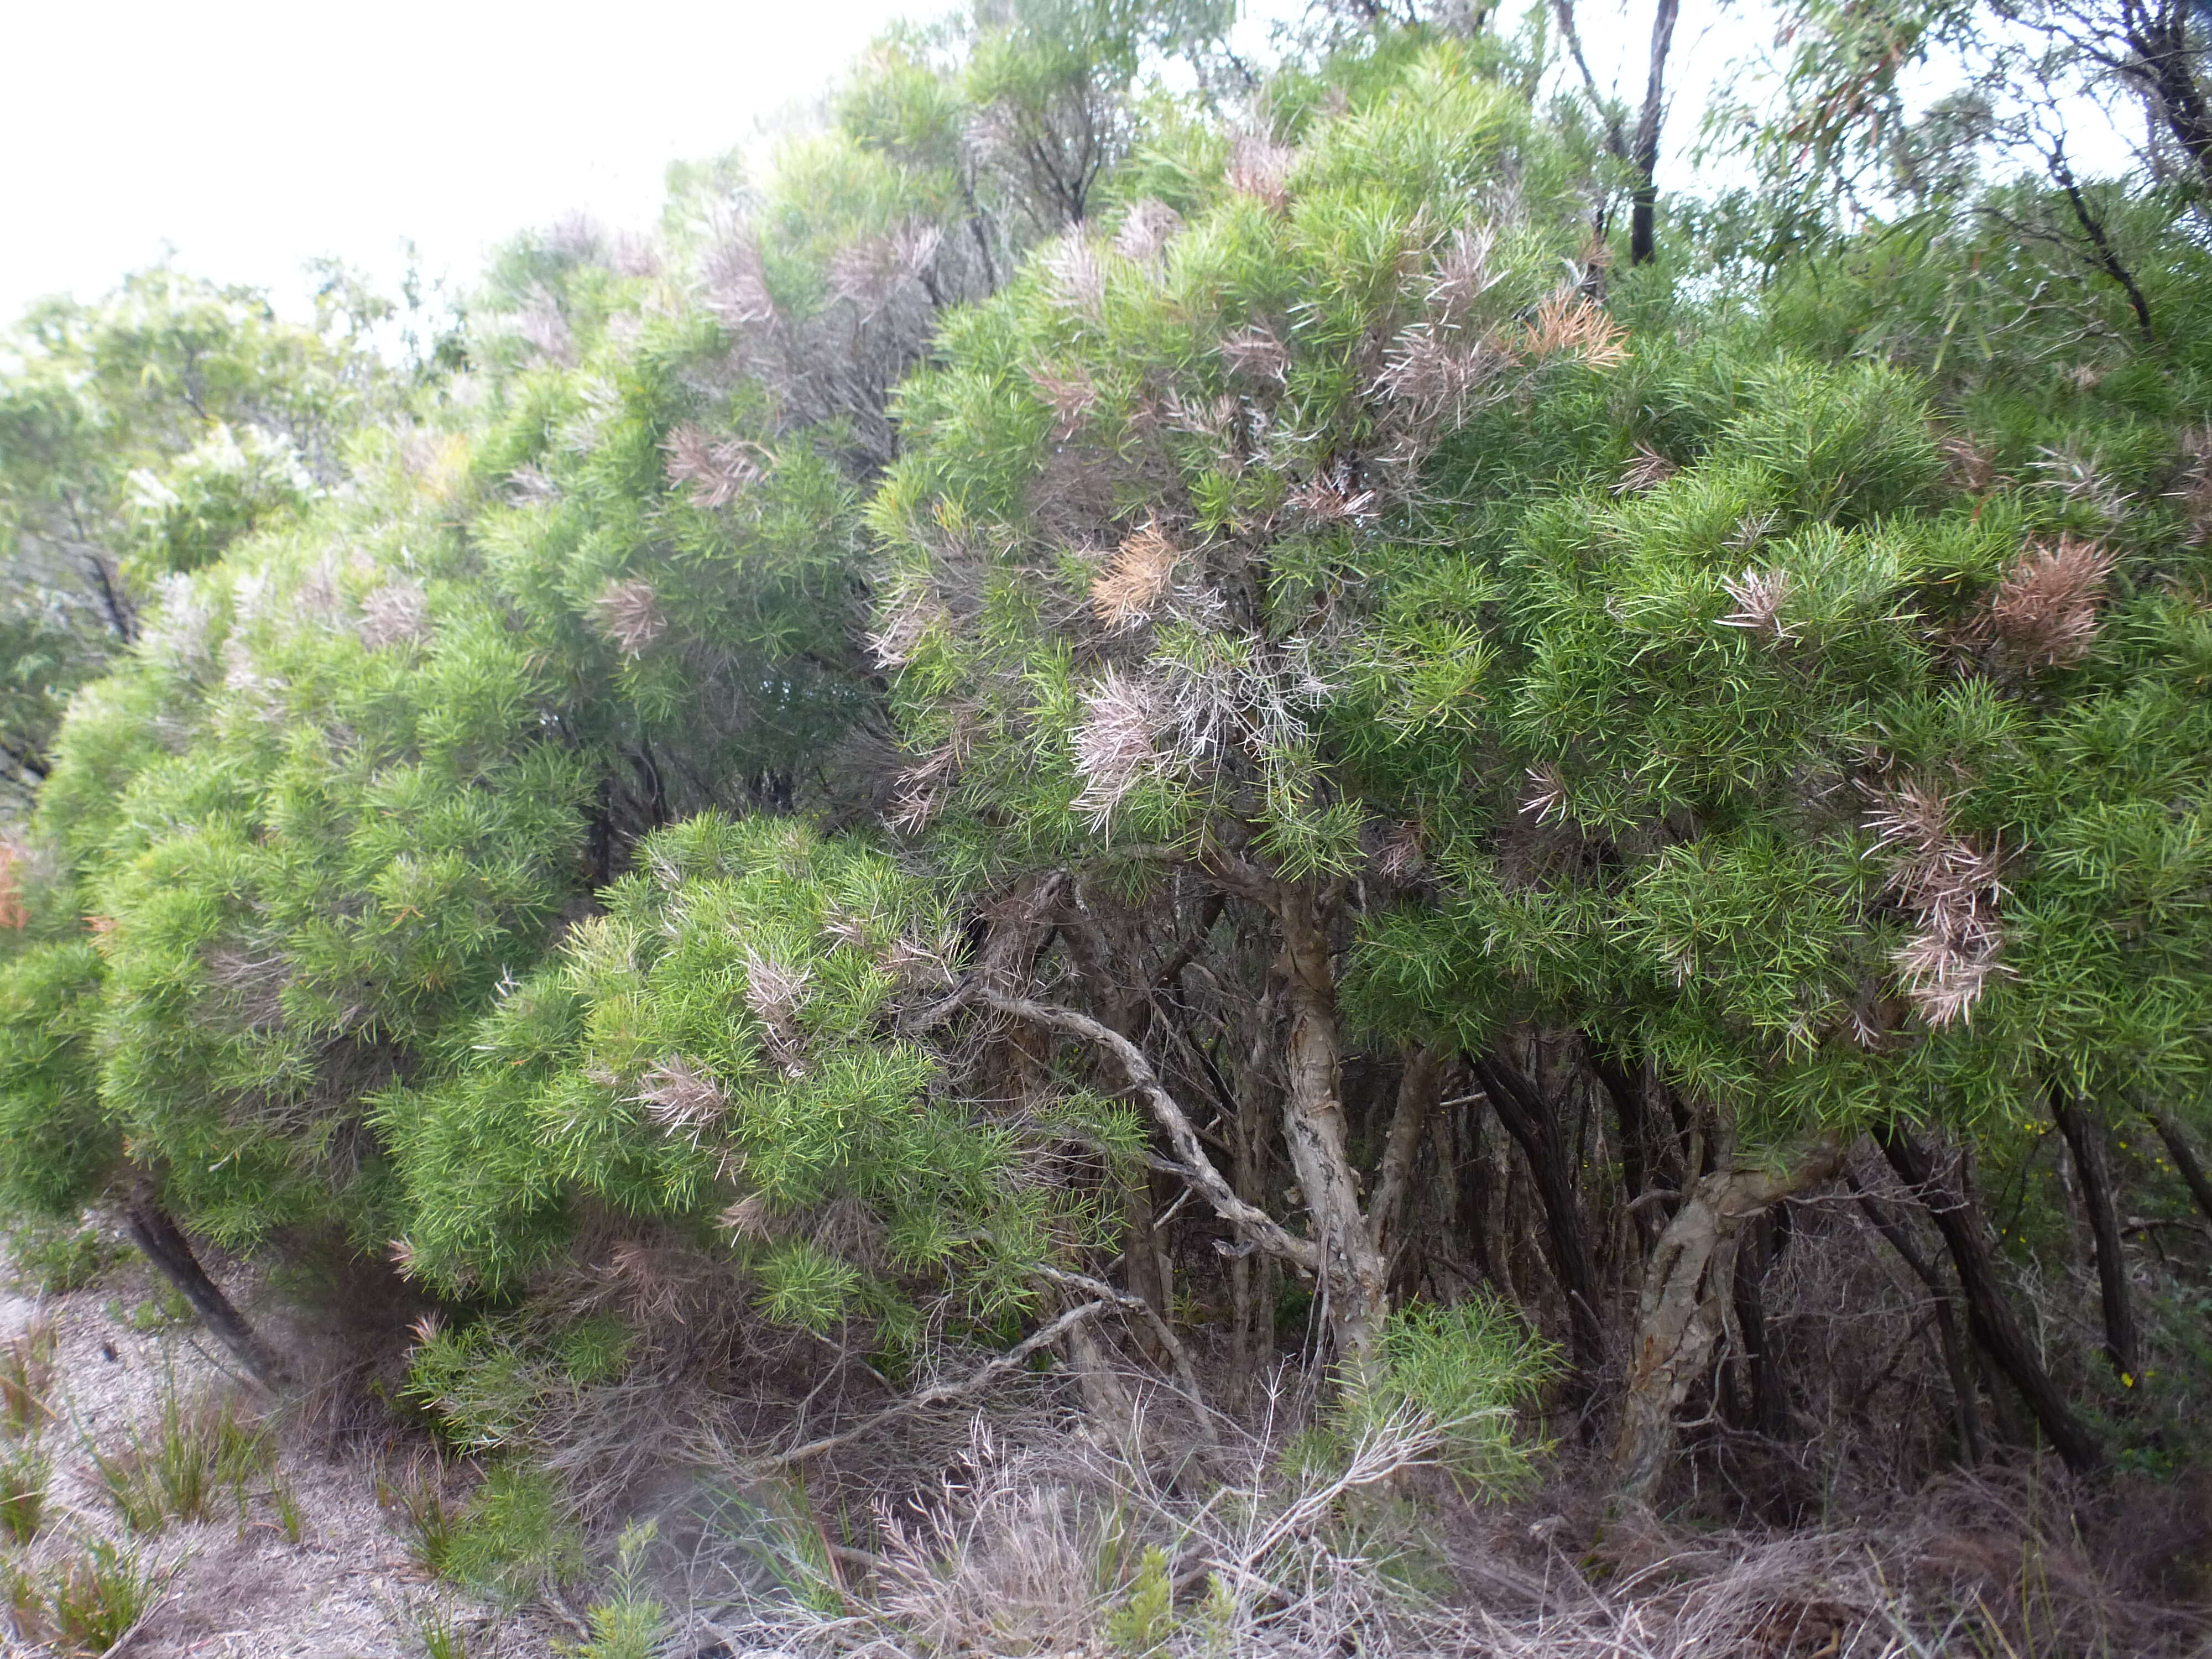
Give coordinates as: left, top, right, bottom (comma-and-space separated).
435, 1463, 587, 1607
0, 1318, 55, 1437
574, 1520, 671, 1659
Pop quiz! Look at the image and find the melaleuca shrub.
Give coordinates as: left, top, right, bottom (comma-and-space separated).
29, 439, 593, 1250
458, 103, 1015, 835
870, 39, 1611, 877
375, 813, 1138, 1343
1345, 324, 2212, 1154
0, 941, 112, 1215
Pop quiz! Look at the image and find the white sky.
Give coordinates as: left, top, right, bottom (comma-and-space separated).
0, 0, 2139, 329
0, 0, 922, 322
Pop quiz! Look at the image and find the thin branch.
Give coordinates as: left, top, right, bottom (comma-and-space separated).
1034, 1264, 1220, 1446
2048, 142, 2155, 341
982, 988, 1318, 1272
769, 1299, 1114, 1467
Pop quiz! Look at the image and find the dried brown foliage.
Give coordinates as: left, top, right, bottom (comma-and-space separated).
1045, 233, 1107, 317
593, 578, 667, 658
1226, 134, 1296, 210
514, 284, 577, 367
701, 235, 776, 328
1717, 567, 1795, 641
1865, 776, 2009, 1026
0, 842, 27, 931
1614, 444, 1678, 495
2172, 427, 2212, 545
356, 579, 430, 649
636, 1057, 727, 1142
1374, 324, 1512, 425
1089, 521, 1180, 632
1978, 534, 2115, 671
1220, 322, 1291, 387
1114, 197, 1183, 265
1070, 667, 1164, 822
661, 423, 764, 510
1285, 468, 1378, 525
1938, 430, 2000, 494
1520, 290, 1630, 368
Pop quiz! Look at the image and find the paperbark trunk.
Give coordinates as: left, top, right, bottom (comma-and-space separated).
1272, 878, 1391, 1386
1611, 1139, 1843, 1500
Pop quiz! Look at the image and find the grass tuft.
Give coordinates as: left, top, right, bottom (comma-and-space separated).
2, 1220, 124, 1297
0, 1318, 56, 1438
0, 1438, 48, 1543
7, 1535, 164, 1656
86, 1380, 276, 1533
416, 1608, 470, 1659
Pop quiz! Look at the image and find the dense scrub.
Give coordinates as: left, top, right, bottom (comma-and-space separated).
3, 1, 2212, 1652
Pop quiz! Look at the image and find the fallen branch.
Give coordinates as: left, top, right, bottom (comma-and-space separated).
1035, 1264, 1221, 1446
768, 1298, 1114, 1468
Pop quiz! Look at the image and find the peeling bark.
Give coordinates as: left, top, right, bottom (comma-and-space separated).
1272, 877, 1390, 1384
1611, 1138, 1844, 1501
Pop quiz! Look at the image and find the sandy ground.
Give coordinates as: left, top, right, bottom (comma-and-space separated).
0, 1240, 540, 1659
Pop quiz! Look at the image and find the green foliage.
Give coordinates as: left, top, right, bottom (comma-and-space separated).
0, 1217, 120, 1295
1365, 1298, 1557, 1491
5, 1535, 164, 1656
109, 1284, 195, 1335
0, 947, 115, 1217
873, 36, 1605, 882
571, 1520, 670, 1659
435, 1464, 587, 1608
400, 1311, 634, 1455
1105, 1542, 1175, 1655
0, 0, 2207, 1535
379, 814, 1114, 1331
416, 1610, 471, 1659
0, 1440, 47, 1543
0, 267, 393, 804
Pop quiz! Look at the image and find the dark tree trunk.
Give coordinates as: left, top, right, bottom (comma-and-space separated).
1472, 1052, 1604, 1412
2150, 1110, 2212, 1229
2121, 2, 2212, 196
1851, 1173, 1984, 1465
1627, 0, 1681, 264
1875, 1125, 2102, 1473
1730, 1211, 1790, 1438
123, 1187, 290, 1392
1594, 1052, 1683, 1254
1455, 1091, 1497, 1286
2051, 1094, 2140, 1390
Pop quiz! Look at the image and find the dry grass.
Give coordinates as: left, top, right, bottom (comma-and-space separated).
646, 1358, 2210, 1659
1, 1316, 56, 1437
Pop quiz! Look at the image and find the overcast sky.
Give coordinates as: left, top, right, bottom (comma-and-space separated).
0, 0, 2137, 329
0, 0, 921, 322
